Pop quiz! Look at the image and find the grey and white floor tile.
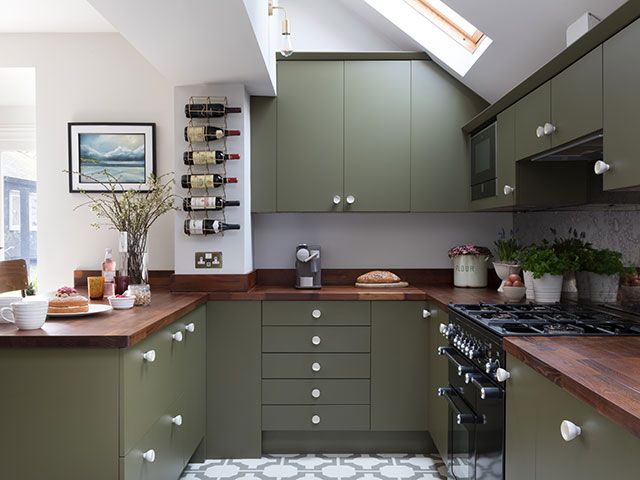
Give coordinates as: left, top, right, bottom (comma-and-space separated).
181, 454, 447, 480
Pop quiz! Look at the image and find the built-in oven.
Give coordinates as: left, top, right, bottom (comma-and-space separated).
470, 122, 497, 201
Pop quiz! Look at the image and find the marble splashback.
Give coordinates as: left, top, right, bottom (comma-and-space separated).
514, 207, 640, 266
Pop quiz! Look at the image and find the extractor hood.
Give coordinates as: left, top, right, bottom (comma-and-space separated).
530, 131, 603, 162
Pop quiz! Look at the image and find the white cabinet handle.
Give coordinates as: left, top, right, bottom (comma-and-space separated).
172, 331, 183, 342
311, 415, 321, 424
536, 125, 545, 138
423, 309, 432, 319
142, 350, 156, 363
560, 420, 582, 442
185, 323, 195, 333
333, 195, 342, 205
543, 122, 556, 136
311, 362, 321, 372
311, 388, 321, 398
311, 335, 321, 346
311, 309, 321, 319
495, 368, 511, 382
503, 185, 515, 196
346, 195, 355, 205
594, 160, 611, 175
172, 414, 183, 426
142, 449, 156, 463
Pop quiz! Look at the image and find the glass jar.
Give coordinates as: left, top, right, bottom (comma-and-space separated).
126, 284, 151, 306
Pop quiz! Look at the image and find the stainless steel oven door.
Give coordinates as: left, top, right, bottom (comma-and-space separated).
438, 386, 477, 480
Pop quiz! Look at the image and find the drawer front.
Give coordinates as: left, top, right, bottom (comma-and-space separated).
173, 305, 206, 395
262, 379, 370, 405
262, 353, 370, 379
263, 301, 370, 326
262, 405, 370, 430
262, 326, 370, 353
173, 387, 205, 466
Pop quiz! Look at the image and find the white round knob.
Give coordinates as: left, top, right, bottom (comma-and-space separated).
311, 388, 321, 398
311, 362, 321, 372
172, 331, 183, 342
423, 309, 432, 318
439, 323, 447, 334
346, 195, 355, 205
185, 323, 195, 333
142, 449, 156, 463
495, 368, 511, 382
311, 335, 321, 346
543, 122, 556, 135
142, 350, 156, 363
504, 185, 515, 196
333, 195, 341, 205
536, 125, 545, 138
311, 415, 321, 425
311, 309, 321, 319
560, 420, 582, 442
172, 414, 183, 426
594, 160, 611, 175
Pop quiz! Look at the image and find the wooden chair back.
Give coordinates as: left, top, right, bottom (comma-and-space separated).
0, 259, 29, 296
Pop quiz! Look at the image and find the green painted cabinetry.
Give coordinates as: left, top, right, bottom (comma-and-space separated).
514, 82, 552, 160
250, 96, 277, 212
426, 304, 448, 460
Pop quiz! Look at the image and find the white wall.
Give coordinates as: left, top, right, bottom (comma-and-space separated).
0, 33, 173, 291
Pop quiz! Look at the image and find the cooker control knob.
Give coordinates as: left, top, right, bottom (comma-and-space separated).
495, 368, 511, 382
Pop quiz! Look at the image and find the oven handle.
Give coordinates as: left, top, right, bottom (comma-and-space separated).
465, 373, 504, 400
438, 346, 474, 377
437, 387, 478, 425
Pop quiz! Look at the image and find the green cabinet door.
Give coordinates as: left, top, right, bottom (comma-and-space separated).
427, 305, 448, 460
515, 82, 551, 160
551, 46, 603, 148
344, 61, 411, 212
276, 61, 344, 211
411, 60, 487, 211
251, 96, 277, 213
603, 18, 640, 191
371, 301, 429, 430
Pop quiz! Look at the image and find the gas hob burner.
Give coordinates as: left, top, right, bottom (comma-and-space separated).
543, 323, 585, 335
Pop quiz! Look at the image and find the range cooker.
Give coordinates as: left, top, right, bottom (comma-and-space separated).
438, 302, 640, 480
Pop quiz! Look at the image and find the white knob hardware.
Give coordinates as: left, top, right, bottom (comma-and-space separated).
503, 185, 515, 196
536, 125, 545, 138
311, 335, 321, 346
172, 331, 183, 342
423, 309, 432, 319
311, 309, 321, 319
311, 415, 321, 424
594, 160, 611, 175
311, 388, 321, 398
311, 362, 321, 372
495, 368, 511, 382
346, 195, 355, 205
172, 414, 183, 426
560, 420, 582, 442
185, 323, 195, 333
439, 323, 447, 334
142, 449, 156, 463
142, 350, 156, 363
543, 122, 556, 135
333, 195, 341, 205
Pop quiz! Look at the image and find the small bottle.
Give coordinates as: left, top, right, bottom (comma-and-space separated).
102, 248, 116, 297
184, 219, 241, 235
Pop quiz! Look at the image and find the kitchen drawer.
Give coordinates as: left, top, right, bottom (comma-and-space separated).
262, 326, 370, 353
173, 305, 206, 395
173, 386, 205, 466
262, 353, 370, 379
263, 301, 370, 326
262, 405, 370, 430
262, 379, 370, 405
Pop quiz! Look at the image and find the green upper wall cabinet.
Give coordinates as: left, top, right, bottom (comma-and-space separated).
411, 61, 487, 211
276, 61, 344, 212
344, 61, 411, 212
250, 96, 277, 213
603, 17, 640, 191
514, 82, 551, 160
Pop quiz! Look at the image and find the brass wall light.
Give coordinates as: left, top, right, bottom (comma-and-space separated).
268, 0, 293, 57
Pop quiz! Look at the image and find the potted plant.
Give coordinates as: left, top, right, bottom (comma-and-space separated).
518, 244, 537, 300
521, 244, 578, 303
493, 228, 521, 292
448, 244, 492, 288
583, 248, 625, 303
620, 268, 640, 303
551, 228, 591, 301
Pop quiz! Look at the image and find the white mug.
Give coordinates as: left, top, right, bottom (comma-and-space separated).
1, 300, 48, 330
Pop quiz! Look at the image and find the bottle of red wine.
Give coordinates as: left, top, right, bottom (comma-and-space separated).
185, 103, 241, 118
184, 126, 241, 143
183, 151, 240, 165
183, 196, 240, 211
181, 174, 238, 189
184, 219, 241, 235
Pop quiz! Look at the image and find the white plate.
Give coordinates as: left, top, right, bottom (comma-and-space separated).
47, 303, 113, 318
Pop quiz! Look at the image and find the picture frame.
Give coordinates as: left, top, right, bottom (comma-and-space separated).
67, 122, 156, 192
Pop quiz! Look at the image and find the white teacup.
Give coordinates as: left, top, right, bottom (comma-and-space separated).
1, 300, 48, 330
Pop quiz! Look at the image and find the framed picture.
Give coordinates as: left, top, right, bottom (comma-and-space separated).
68, 122, 156, 192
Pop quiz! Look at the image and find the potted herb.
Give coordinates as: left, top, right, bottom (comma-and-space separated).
551, 228, 591, 301
583, 248, 625, 303
518, 244, 537, 300
521, 244, 578, 303
493, 228, 521, 292
448, 244, 492, 288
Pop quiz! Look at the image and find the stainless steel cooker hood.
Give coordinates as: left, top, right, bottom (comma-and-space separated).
530, 131, 603, 162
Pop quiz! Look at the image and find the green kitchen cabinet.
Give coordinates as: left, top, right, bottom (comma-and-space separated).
276, 61, 344, 211
603, 17, 640, 191
514, 82, 552, 160
427, 305, 448, 460
344, 61, 411, 212
371, 301, 429, 431
411, 60, 487, 211
251, 96, 277, 213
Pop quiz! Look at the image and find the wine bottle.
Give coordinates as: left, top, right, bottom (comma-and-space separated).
184, 219, 241, 235
181, 174, 238, 189
184, 126, 241, 143
185, 103, 241, 118
183, 196, 241, 211
183, 151, 240, 165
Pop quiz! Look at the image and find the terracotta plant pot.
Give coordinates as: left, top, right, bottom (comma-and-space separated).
532, 274, 563, 304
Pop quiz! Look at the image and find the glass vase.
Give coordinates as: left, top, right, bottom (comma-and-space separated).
119, 231, 150, 305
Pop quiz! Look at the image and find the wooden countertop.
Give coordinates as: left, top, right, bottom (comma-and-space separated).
505, 336, 640, 438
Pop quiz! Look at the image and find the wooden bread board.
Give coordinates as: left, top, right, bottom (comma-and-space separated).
355, 281, 409, 288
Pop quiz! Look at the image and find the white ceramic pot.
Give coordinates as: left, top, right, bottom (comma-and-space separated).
562, 272, 578, 301
452, 255, 488, 288
532, 274, 563, 304
493, 262, 522, 292
588, 273, 620, 303
523, 270, 535, 301
575, 271, 590, 300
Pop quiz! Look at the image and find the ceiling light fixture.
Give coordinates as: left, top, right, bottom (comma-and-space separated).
268, 0, 293, 57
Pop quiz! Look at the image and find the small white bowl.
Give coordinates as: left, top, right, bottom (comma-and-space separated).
502, 286, 526, 303
108, 295, 135, 310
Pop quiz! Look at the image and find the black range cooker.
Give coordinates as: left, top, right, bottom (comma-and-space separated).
439, 302, 640, 480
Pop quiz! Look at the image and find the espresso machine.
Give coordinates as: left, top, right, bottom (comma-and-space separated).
295, 244, 321, 289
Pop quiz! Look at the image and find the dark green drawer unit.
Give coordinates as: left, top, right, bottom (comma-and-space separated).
262, 353, 371, 379
262, 301, 370, 326
262, 379, 370, 405
262, 326, 371, 353
262, 405, 370, 431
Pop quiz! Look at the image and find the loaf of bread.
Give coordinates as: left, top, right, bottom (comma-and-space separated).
356, 270, 401, 284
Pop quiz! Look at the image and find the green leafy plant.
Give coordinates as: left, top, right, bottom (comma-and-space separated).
493, 228, 521, 264
551, 227, 592, 271
583, 248, 625, 276
520, 244, 578, 279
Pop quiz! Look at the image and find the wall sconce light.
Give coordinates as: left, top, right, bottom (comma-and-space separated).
269, 0, 293, 57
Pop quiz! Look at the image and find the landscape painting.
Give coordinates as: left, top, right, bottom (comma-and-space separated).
68, 123, 155, 192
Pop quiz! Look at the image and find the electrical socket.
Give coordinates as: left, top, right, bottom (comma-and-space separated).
195, 251, 222, 269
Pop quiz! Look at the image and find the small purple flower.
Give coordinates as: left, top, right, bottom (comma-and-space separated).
448, 244, 492, 259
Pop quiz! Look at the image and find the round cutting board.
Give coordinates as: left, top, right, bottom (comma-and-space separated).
355, 281, 409, 288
